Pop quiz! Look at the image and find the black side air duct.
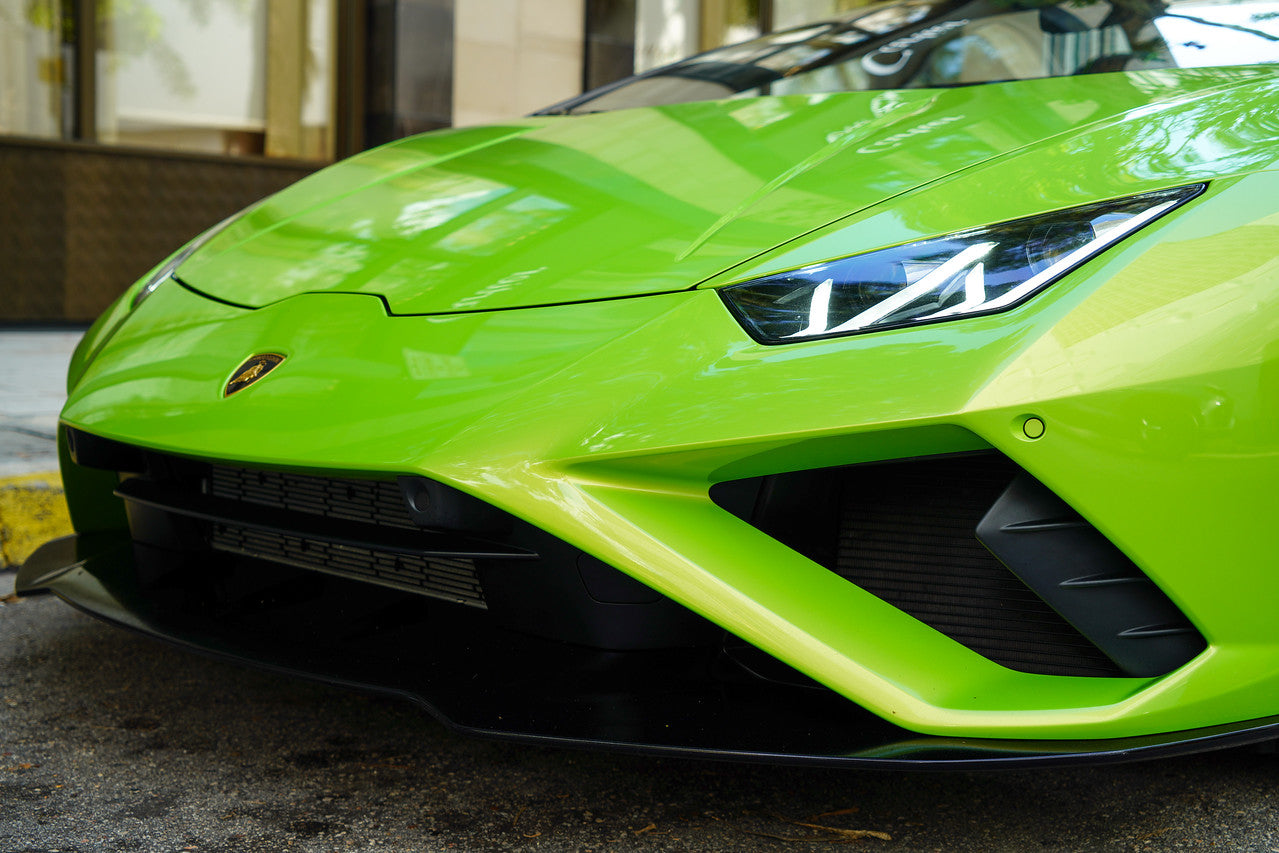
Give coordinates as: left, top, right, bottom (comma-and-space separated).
713, 452, 1207, 678
976, 473, 1205, 677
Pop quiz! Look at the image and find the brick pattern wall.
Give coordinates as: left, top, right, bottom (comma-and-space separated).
0, 139, 316, 323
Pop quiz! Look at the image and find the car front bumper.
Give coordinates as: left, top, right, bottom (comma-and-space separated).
20, 532, 1279, 768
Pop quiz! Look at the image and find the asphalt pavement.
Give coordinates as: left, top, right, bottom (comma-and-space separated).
6, 589, 1279, 851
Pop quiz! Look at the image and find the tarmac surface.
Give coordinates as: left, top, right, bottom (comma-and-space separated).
6, 586, 1279, 852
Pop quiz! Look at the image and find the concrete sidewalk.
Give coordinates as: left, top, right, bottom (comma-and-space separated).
0, 329, 84, 568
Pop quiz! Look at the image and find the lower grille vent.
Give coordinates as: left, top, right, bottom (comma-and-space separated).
209, 465, 417, 530
211, 523, 486, 609
834, 456, 1121, 677
711, 453, 1135, 678
72, 428, 711, 652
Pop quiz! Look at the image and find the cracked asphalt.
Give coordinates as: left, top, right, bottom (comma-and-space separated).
6, 575, 1279, 852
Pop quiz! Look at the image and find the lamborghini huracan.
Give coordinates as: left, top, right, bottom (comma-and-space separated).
19, 0, 1279, 767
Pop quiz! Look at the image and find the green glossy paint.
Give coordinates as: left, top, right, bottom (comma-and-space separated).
179, 69, 1275, 315
62, 66, 1279, 740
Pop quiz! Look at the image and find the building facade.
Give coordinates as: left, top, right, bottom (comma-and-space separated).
1, 0, 871, 322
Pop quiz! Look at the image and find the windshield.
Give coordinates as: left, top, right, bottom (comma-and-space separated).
549, 0, 1279, 114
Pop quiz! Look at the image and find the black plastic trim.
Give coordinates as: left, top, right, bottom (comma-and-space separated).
17, 534, 1279, 769
720, 453, 1125, 677
68, 428, 713, 652
976, 472, 1206, 677
114, 477, 535, 561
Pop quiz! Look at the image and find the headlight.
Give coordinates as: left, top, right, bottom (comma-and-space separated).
131, 213, 240, 309
721, 185, 1203, 344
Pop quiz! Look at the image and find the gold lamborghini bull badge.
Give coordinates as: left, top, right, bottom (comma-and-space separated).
225, 353, 286, 397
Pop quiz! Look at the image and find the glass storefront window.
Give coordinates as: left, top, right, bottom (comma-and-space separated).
96, 0, 333, 160
636, 0, 700, 72
707, 0, 763, 53
634, 0, 764, 73
0, 0, 67, 139
773, 0, 878, 30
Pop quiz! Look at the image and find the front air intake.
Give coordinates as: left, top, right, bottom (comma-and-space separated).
65, 427, 713, 651
832, 455, 1121, 677
713, 452, 1204, 678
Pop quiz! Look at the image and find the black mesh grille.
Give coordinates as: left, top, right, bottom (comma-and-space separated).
210, 523, 485, 608
74, 429, 714, 652
209, 465, 418, 531
835, 456, 1121, 677
138, 461, 490, 607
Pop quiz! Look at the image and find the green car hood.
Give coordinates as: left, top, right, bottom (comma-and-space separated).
177, 70, 1258, 315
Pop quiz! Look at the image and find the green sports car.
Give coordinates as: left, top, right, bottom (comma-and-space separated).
19, 0, 1279, 767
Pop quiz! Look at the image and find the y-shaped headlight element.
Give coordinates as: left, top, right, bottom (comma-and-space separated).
721, 185, 1204, 344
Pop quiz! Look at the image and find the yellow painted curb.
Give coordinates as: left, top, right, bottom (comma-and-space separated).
0, 472, 71, 569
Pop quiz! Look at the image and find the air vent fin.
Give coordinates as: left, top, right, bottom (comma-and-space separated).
977, 473, 1205, 677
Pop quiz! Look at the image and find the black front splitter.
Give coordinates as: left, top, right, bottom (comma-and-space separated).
17, 534, 1279, 769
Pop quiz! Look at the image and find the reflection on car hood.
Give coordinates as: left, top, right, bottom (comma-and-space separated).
178, 69, 1260, 315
